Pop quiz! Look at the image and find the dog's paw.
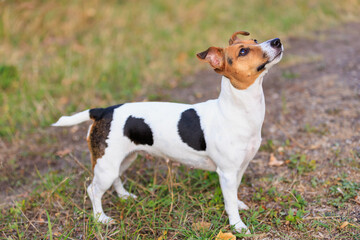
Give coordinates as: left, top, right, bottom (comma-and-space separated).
237, 200, 249, 210
234, 222, 250, 234
118, 191, 137, 200
95, 213, 115, 224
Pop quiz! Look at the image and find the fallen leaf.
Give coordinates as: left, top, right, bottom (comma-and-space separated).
269, 153, 284, 166
37, 211, 45, 224
336, 187, 344, 196
157, 230, 167, 240
192, 221, 211, 232
216, 231, 236, 240
55, 148, 71, 157
339, 221, 349, 229
353, 195, 360, 205
277, 146, 284, 155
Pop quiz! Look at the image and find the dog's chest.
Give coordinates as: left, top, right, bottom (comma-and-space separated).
244, 134, 262, 162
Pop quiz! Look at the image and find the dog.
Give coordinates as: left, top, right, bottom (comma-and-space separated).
52, 31, 283, 233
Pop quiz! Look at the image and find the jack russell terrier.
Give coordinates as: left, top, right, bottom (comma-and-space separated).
53, 31, 283, 233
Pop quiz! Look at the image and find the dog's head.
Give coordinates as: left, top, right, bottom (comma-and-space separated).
197, 31, 283, 90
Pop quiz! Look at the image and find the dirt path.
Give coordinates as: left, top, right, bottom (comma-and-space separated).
1, 22, 359, 238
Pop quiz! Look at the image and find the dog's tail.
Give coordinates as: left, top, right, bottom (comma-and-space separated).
52, 109, 90, 127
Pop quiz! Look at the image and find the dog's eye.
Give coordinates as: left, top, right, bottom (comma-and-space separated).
239, 48, 249, 57
254, 39, 258, 43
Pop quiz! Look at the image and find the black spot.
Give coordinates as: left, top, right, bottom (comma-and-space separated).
257, 61, 268, 72
227, 57, 233, 65
177, 109, 206, 151
89, 104, 123, 121
123, 116, 154, 145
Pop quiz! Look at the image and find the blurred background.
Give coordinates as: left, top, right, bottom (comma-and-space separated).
0, 0, 359, 139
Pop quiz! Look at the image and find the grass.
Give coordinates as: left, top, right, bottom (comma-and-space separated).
1, 151, 359, 238
1, 0, 360, 139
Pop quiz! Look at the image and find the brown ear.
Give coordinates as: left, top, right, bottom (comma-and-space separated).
196, 47, 224, 71
229, 31, 250, 45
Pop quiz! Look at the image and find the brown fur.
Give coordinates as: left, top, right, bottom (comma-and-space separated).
87, 118, 112, 170
197, 33, 268, 90
223, 43, 268, 89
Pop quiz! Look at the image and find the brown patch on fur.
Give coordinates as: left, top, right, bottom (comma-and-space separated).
88, 117, 112, 170
223, 44, 268, 89
197, 39, 269, 90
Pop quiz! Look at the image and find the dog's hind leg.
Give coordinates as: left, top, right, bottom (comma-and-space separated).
113, 153, 138, 199
87, 152, 122, 224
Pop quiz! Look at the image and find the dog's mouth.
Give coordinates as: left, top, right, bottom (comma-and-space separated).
257, 50, 283, 72
273, 50, 283, 60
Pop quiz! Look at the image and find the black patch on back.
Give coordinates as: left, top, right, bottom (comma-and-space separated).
88, 104, 123, 169
227, 57, 233, 65
89, 104, 123, 121
123, 116, 154, 145
177, 109, 206, 151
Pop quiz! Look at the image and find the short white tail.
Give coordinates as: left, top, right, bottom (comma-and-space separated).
52, 109, 90, 127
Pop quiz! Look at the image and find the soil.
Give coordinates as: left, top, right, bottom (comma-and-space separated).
1, 22, 359, 238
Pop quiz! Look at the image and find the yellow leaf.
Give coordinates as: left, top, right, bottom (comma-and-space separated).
216, 231, 236, 240
269, 153, 284, 166
55, 148, 71, 157
339, 221, 349, 229
192, 221, 211, 232
157, 230, 167, 240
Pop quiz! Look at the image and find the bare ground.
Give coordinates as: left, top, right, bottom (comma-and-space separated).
1, 22, 360, 239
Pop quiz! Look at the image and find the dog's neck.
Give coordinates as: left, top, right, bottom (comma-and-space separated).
217, 73, 267, 126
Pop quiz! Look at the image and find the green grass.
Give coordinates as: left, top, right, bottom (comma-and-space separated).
1, 0, 360, 139
2, 153, 359, 238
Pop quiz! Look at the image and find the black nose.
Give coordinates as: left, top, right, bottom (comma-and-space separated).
270, 38, 281, 48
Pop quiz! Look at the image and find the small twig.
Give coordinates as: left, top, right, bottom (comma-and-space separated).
83, 178, 89, 240
302, 216, 342, 220
288, 175, 298, 191
287, 190, 299, 203
69, 153, 93, 176
350, 198, 360, 205
18, 205, 41, 234
166, 159, 175, 215
40, 176, 70, 209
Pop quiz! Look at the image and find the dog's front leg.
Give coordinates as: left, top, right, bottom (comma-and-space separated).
217, 168, 250, 234
236, 163, 250, 210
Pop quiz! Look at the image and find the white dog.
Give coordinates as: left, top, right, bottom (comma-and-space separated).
53, 31, 283, 233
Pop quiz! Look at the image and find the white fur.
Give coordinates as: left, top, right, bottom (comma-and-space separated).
52, 109, 90, 127
53, 39, 283, 233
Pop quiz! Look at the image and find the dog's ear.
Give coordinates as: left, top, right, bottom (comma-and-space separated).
229, 31, 250, 45
196, 47, 225, 72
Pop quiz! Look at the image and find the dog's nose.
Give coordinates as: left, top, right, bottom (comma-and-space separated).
270, 38, 281, 48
